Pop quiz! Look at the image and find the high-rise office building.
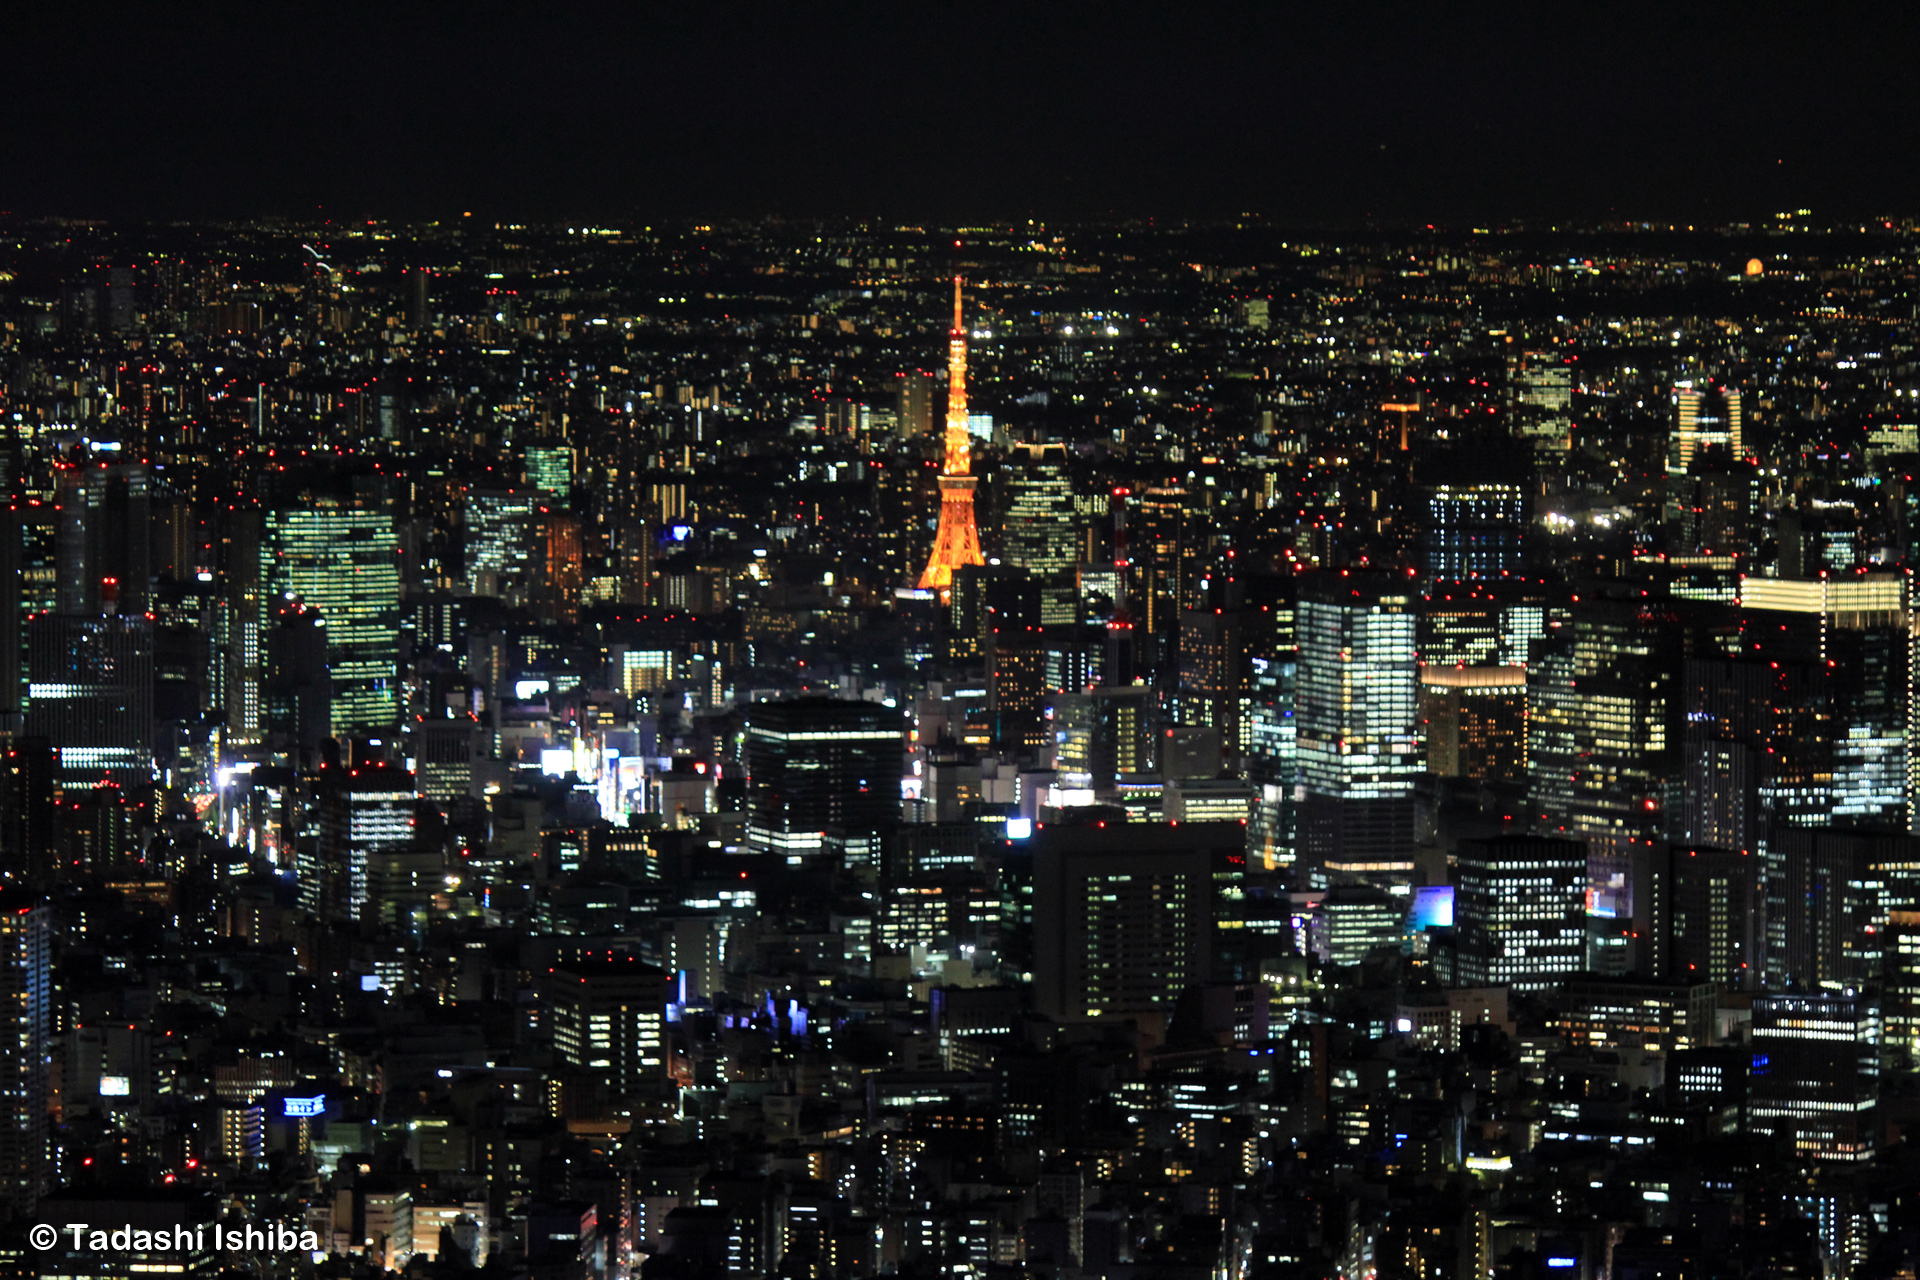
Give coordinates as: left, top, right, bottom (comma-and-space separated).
1742, 574, 1907, 831
312, 763, 417, 924
1420, 666, 1527, 784
1509, 351, 1572, 455
1244, 589, 1299, 875
263, 603, 331, 764
1455, 835, 1586, 991
260, 506, 401, 734
1670, 382, 1744, 471
895, 370, 936, 439
54, 461, 152, 616
743, 698, 903, 856
979, 573, 1048, 752
0, 739, 55, 883
1644, 845, 1762, 990
1001, 443, 1081, 625
0, 893, 50, 1215
0, 497, 58, 723
1749, 992, 1879, 1163
1419, 582, 1549, 670
547, 955, 670, 1098
1675, 657, 1819, 855
1558, 975, 1717, 1052
1316, 883, 1407, 967
1763, 827, 1900, 989
1047, 687, 1154, 797
1298, 573, 1421, 887
1883, 910, 1920, 1067
1178, 608, 1246, 767
537, 512, 584, 624
1421, 482, 1527, 583
524, 445, 573, 501
1665, 460, 1754, 558
464, 488, 539, 605
412, 718, 481, 805
25, 614, 154, 787
1527, 594, 1693, 918
1128, 487, 1201, 680
1031, 823, 1227, 1034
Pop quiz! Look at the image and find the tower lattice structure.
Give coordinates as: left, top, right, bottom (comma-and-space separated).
918, 276, 985, 594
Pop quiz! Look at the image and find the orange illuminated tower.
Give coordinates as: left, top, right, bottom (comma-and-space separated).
918, 276, 985, 594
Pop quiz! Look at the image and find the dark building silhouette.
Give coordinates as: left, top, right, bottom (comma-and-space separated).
743, 697, 902, 857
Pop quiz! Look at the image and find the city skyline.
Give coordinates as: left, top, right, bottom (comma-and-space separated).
8, 20, 1920, 1269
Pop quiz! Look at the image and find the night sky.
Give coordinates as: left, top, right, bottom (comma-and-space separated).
5, 3, 1917, 226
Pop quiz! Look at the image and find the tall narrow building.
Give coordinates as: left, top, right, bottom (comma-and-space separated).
1297, 572, 1422, 887
311, 762, 418, 924
1000, 442, 1080, 624
918, 278, 985, 595
259, 505, 402, 735
0, 893, 50, 1215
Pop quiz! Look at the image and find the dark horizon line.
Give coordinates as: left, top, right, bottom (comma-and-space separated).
2, 207, 1912, 237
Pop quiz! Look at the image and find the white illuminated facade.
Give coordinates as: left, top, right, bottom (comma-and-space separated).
1456, 835, 1586, 991
1749, 992, 1880, 1163
1298, 575, 1421, 886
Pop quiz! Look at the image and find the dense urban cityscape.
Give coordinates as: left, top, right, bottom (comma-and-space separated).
0, 209, 1919, 1279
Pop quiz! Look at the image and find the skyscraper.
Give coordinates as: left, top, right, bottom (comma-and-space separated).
547, 955, 671, 1098
1297, 573, 1421, 887
1646, 845, 1761, 991
1749, 992, 1879, 1163
1527, 593, 1692, 918
1031, 823, 1226, 1035
743, 698, 903, 857
0, 740, 55, 884
1420, 666, 1527, 784
1509, 351, 1572, 455
1764, 827, 1898, 989
1675, 656, 1818, 856
918, 278, 985, 595
54, 461, 152, 616
1000, 443, 1081, 625
464, 488, 539, 605
895, 370, 935, 439
25, 614, 154, 788
1178, 608, 1245, 767
1421, 482, 1527, 584
1741, 573, 1907, 831
1129, 486, 1201, 680
1670, 382, 1744, 471
263, 603, 331, 764
0, 893, 50, 1215
312, 762, 417, 923
1244, 589, 1299, 875
260, 505, 401, 735
524, 445, 573, 501
1885, 909, 1920, 1066
1455, 835, 1586, 991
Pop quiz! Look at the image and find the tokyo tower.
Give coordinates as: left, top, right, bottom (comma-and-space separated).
917, 276, 985, 594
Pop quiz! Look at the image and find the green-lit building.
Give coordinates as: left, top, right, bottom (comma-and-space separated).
260, 505, 400, 735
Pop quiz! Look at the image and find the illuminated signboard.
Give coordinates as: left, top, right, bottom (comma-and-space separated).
284, 1095, 326, 1118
